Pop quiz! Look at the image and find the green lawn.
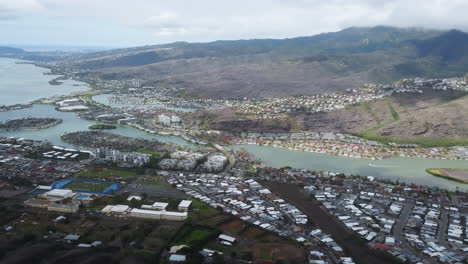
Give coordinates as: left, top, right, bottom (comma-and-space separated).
139, 177, 170, 187
63, 180, 111, 193
174, 225, 219, 248
76, 168, 137, 180
387, 102, 400, 121
190, 199, 220, 223
356, 127, 468, 147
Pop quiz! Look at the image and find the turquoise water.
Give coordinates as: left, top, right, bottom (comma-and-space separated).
0, 104, 195, 148
231, 145, 468, 190
0, 58, 87, 106
76, 194, 91, 199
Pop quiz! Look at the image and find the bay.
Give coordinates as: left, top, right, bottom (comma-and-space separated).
0, 58, 87, 106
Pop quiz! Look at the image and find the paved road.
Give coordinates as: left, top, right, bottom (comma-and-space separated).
437, 209, 449, 246
393, 200, 422, 260
213, 143, 236, 172
262, 181, 397, 264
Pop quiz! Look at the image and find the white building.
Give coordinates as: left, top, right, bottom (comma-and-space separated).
178, 200, 192, 212
218, 234, 236, 245
158, 115, 171, 126
171, 115, 181, 123
41, 189, 75, 199
129, 208, 187, 221
101, 205, 130, 214
169, 254, 186, 262
152, 202, 169, 210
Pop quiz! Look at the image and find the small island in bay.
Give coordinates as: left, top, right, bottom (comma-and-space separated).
426, 168, 468, 183
88, 124, 117, 130
0, 117, 62, 131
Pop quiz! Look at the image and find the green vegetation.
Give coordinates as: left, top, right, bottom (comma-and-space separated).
356, 128, 468, 147
426, 168, 468, 184
76, 168, 137, 180
289, 116, 301, 133
173, 224, 220, 249
1, 176, 33, 187
63, 180, 112, 192
89, 124, 117, 130
386, 102, 400, 121
138, 177, 170, 186
190, 199, 221, 223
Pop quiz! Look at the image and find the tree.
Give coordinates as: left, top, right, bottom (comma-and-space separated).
129, 198, 141, 208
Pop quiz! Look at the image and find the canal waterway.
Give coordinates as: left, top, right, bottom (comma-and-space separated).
231, 145, 468, 191
0, 104, 195, 148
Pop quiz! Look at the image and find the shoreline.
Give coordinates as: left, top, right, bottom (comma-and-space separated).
0, 58, 93, 108
231, 141, 468, 161
426, 168, 468, 184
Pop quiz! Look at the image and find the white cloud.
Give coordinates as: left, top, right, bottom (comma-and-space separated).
0, 0, 43, 10
1, 0, 468, 46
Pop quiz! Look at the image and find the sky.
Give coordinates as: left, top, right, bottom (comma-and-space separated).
1, 0, 468, 48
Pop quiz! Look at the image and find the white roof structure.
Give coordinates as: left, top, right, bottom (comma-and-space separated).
169, 254, 186, 262
152, 202, 169, 210
163, 211, 188, 217
218, 234, 236, 243
45, 189, 74, 198
64, 234, 80, 241
127, 196, 142, 201
101, 205, 130, 214
178, 200, 192, 208
131, 208, 162, 216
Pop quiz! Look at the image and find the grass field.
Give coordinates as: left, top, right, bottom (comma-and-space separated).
174, 225, 219, 248
426, 168, 468, 184
76, 168, 136, 180
63, 180, 112, 193
357, 127, 468, 147
190, 199, 220, 223
138, 177, 170, 187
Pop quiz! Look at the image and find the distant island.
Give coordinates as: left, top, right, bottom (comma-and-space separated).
426, 168, 468, 183
89, 124, 117, 130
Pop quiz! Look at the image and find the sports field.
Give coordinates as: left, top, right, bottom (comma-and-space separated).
63, 180, 112, 193
76, 168, 136, 180
52, 179, 121, 194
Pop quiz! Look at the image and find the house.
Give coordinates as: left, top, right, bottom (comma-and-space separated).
218, 234, 236, 245
64, 234, 80, 241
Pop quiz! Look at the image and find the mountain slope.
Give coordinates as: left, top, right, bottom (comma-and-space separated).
60, 26, 468, 98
